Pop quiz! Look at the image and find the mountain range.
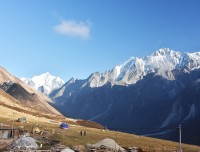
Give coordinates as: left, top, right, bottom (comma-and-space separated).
1, 64, 199, 151
21, 48, 200, 95
21, 48, 200, 145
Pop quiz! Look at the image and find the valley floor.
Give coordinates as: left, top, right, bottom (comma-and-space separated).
0, 103, 200, 152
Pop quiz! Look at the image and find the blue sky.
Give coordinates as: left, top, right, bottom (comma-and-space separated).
0, 0, 200, 81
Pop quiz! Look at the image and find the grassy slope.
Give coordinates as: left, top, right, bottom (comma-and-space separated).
0, 104, 200, 152
0, 88, 200, 151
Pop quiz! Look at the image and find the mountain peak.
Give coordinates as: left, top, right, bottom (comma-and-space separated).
43, 72, 51, 76
154, 48, 172, 54
152, 48, 180, 58
179, 51, 200, 70
21, 72, 64, 95
77, 48, 200, 87
34, 72, 52, 79
65, 77, 75, 85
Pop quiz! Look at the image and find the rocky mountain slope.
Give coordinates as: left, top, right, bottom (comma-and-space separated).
51, 48, 200, 145
51, 48, 200, 99
21, 72, 64, 95
0, 66, 62, 115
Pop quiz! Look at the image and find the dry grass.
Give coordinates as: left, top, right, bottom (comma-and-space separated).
0, 89, 200, 152
0, 110, 199, 152
47, 126, 200, 152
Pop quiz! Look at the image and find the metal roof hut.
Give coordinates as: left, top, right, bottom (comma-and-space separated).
0, 128, 18, 139
8, 137, 38, 150
17, 117, 26, 123
60, 122, 69, 129
0, 129, 12, 139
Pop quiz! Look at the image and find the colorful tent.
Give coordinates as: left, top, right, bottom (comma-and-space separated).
60, 122, 69, 129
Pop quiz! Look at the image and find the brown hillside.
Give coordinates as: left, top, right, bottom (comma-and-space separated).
0, 88, 103, 128
6, 83, 59, 114
0, 89, 63, 121
0, 66, 61, 115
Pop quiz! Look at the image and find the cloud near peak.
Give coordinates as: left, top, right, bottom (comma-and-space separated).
54, 19, 91, 39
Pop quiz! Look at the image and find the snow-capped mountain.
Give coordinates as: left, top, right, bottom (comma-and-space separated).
51, 48, 200, 145
105, 48, 200, 86
21, 72, 64, 95
65, 48, 200, 88
51, 48, 200, 100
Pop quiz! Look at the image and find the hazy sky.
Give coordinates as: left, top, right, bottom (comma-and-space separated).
0, 0, 200, 81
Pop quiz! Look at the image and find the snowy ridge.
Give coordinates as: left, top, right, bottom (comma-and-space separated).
80, 48, 200, 88
21, 72, 64, 95
22, 48, 200, 95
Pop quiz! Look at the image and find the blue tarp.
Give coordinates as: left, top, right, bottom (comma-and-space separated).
60, 122, 69, 129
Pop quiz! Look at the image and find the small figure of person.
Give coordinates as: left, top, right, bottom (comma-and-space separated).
83, 131, 86, 136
